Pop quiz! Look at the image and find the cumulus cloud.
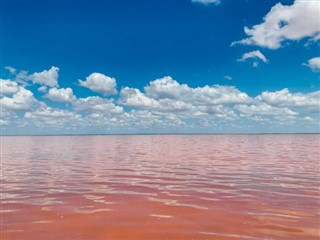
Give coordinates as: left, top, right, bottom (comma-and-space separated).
46, 87, 76, 103
0, 79, 20, 95
120, 86, 195, 113
79, 73, 117, 95
303, 57, 320, 72
29, 66, 59, 87
73, 96, 123, 114
144, 76, 251, 105
232, 1, 320, 49
256, 88, 320, 109
237, 50, 268, 67
0, 87, 36, 110
194, 85, 251, 105
191, 0, 220, 5
120, 87, 160, 108
119, 76, 250, 119
145, 76, 190, 100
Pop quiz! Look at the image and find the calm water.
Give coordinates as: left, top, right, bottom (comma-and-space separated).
1, 135, 320, 239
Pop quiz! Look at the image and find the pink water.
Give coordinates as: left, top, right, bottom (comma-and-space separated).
1, 135, 320, 239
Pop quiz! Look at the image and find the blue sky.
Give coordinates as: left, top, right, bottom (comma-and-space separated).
1, 0, 319, 134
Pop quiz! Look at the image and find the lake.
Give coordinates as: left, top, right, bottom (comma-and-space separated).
1, 135, 320, 239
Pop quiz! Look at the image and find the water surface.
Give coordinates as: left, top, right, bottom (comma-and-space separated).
1, 135, 320, 239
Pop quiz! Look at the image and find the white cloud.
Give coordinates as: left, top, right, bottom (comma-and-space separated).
145, 76, 190, 100
236, 103, 299, 117
232, 1, 320, 49
5, 66, 17, 74
256, 88, 320, 109
120, 77, 249, 120
0, 79, 19, 95
0, 87, 36, 110
144, 76, 251, 105
119, 87, 160, 108
237, 50, 268, 67
38, 86, 48, 93
79, 73, 117, 95
123, 81, 318, 128
25, 106, 83, 128
120, 77, 250, 117
193, 85, 251, 105
0, 119, 9, 125
198, 105, 237, 119
25, 107, 76, 118
191, 0, 220, 5
303, 57, 320, 72
46, 87, 76, 103
158, 99, 193, 112
120, 87, 195, 113
122, 110, 165, 128
15, 70, 29, 86
29, 66, 59, 87
73, 96, 123, 114
0, 107, 15, 127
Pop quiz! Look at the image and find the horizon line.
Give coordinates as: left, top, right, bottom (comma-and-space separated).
1, 133, 320, 137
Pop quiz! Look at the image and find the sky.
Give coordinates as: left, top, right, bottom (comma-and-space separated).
1, 0, 320, 134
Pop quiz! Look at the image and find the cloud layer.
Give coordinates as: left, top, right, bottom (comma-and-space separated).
1, 68, 319, 134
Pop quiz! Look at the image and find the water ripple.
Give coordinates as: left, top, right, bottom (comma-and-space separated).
2, 134, 320, 239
